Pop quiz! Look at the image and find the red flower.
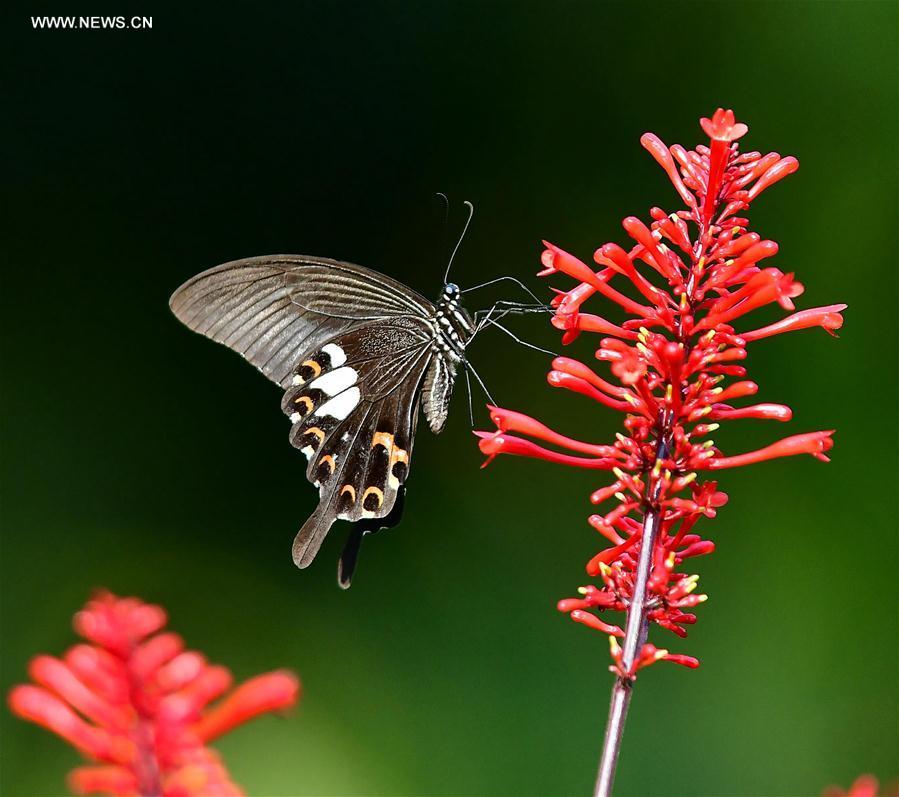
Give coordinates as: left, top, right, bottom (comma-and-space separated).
476, 110, 844, 678
700, 108, 748, 142
823, 775, 898, 797
7, 591, 300, 797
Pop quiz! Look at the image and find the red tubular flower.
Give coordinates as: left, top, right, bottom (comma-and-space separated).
7, 591, 300, 797
476, 109, 844, 682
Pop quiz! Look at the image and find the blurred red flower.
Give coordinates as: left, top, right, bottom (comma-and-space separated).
8, 591, 300, 797
823, 775, 899, 797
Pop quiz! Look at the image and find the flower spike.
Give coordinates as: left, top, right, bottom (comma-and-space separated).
475, 109, 843, 794
8, 591, 300, 797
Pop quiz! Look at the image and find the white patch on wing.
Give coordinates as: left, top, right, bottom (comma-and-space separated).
291, 374, 303, 386
322, 343, 347, 367
309, 366, 358, 396
315, 387, 361, 421
301, 446, 315, 460
290, 412, 302, 424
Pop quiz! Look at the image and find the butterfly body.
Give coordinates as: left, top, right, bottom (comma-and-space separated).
170, 255, 473, 585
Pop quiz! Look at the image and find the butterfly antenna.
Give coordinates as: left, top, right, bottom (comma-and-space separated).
479, 317, 559, 357
444, 200, 474, 284
435, 191, 450, 257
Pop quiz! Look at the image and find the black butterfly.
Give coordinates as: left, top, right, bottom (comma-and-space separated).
170, 255, 480, 587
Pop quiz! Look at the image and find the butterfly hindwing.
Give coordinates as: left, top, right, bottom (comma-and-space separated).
281, 319, 432, 568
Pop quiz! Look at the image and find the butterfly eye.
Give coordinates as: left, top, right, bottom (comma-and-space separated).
444, 283, 460, 299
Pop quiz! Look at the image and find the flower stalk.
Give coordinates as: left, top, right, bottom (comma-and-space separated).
595, 504, 661, 796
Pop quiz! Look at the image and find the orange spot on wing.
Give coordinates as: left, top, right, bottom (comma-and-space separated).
362, 486, 384, 508
293, 396, 314, 414
372, 432, 394, 450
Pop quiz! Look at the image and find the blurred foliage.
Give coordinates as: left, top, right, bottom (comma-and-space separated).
2, 1, 896, 795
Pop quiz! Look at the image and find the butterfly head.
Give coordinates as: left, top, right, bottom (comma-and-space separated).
437, 282, 465, 313
442, 282, 461, 301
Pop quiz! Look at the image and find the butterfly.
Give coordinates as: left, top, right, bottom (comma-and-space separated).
170, 254, 483, 587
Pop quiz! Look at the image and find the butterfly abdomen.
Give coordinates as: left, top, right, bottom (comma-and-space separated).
419, 294, 473, 434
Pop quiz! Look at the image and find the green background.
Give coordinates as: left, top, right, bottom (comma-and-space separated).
3, 2, 896, 795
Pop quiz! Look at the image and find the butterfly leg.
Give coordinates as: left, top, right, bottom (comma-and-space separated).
471, 300, 506, 340
477, 317, 559, 357
464, 367, 475, 427
464, 359, 497, 405
463, 275, 547, 307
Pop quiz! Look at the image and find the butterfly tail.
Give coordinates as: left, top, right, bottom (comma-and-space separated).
292, 506, 336, 568
337, 526, 366, 589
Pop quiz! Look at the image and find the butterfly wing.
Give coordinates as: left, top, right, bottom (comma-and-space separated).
281, 317, 435, 569
169, 255, 435, 388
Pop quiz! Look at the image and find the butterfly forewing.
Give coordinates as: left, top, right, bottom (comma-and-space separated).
169, 256, 435, 388
282, 262, 433, 319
